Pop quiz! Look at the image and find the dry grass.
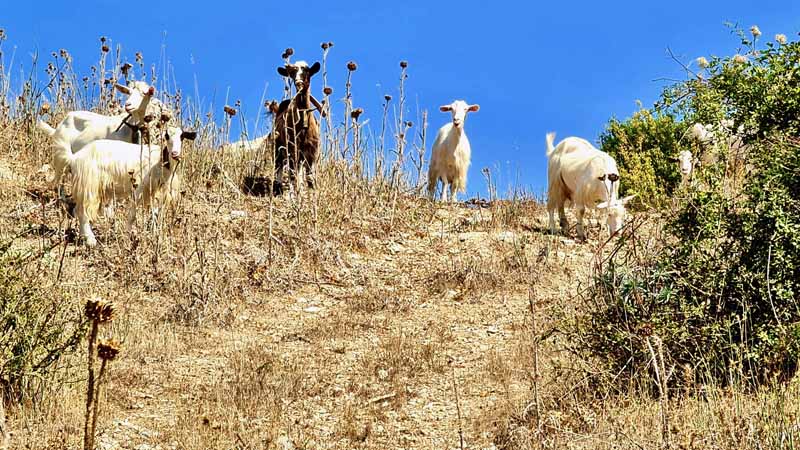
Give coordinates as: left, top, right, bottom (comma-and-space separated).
0, 37, 797, 450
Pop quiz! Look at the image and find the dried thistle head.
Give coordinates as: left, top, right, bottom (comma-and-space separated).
85, 298, 115, 323
160, 112, 171, 123
223, 105, 237, 117
347, 61, 358, 71
101, 45, 109, 53
405, 121, 413, 128
135, 52, 143, 63
121, 63, 133, 76
733, 54, 748, 65
321, 42, 329, 50
776, 34, 788, 45
97, 340, 121, 361
100, 36, 107, 43
39, 103, 51, 115
384, 95, 392, 102
400, 60, 408, 69
281, 47, 294, 61
695, 57, 709, 69
750, 25, 761, 38
266, 100, 280, 114
351, 108, 364, 121
323, 86, 333, 96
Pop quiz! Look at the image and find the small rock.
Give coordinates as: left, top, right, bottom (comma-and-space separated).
495, 231, 517, 243
561, 238, 576, 245
229, 210, 247, 219
276, 436, 295, 450
442, 289, 459, 302
303, 306, 322, 314
388, 242, 405, 254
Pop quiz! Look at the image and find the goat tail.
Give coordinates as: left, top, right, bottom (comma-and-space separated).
545, 132, 557, 157
36, 120, 56, 137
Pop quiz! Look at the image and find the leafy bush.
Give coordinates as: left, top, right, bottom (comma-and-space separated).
0, 242, 87, 402
571, 28, 800, 388
599, 109, 686, 208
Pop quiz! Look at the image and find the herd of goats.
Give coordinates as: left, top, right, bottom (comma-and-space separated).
32, 57, 733, 247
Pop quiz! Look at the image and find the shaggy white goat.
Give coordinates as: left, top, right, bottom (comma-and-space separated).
66, 126, 196, 247
546, 133, 635, 240
427, 100, 480, 202
36, 81, 169, 189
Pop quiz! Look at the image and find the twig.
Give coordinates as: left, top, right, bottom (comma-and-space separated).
0, 395, 9, 450
450, 366, 466, 450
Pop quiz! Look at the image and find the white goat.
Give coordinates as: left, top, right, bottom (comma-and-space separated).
66, 126, 196, 247
427, 100, 480, 202
672, 149, 697, 185
546, 133, 635, 240
36, 81, 169, 189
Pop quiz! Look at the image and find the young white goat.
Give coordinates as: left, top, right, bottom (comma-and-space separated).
66, 126, 196, 247
427, 100, 480, 202
36, 81, 169, 190
546, 133, 635, 240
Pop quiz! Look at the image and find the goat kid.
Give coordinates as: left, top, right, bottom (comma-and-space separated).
66, 126, 196, 247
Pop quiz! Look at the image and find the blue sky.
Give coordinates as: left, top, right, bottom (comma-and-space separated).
3, 1, 798, 197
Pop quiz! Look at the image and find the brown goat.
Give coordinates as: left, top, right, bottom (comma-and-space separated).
273, 60, 322, 194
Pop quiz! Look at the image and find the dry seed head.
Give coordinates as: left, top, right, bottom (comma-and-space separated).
0, 29, 5, 40
776, 34, 787, 45
347, 61, 358, 71
405, 121, 413, 128
135, 52, 143, 63
323, 86, 333, 96
696, 57, 709, 69
84, 298, 115, 323
750, 25, 761, 38
121, 63, 133, 76
400, 60, 408, 69
733, 54, 748, 64
351, 108, 364, 121
101, 45, 109, 53
143, 114, 154, 123
160, 112, 171, 123
223, 105, 237, 117
100, 36, 107, 43
321, 42, 329, 50
97, 340, 121, 361
384, 94, 392, 102
40, 103, 50, 114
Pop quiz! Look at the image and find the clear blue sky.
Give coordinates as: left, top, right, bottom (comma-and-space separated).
3, 1, 798, 196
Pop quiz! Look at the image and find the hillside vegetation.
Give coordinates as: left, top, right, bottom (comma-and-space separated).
0, 25, 798, 450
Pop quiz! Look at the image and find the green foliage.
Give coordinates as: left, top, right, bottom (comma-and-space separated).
572, 27, 800, 388
0, 242, 87, 402
599, 109, 685, 208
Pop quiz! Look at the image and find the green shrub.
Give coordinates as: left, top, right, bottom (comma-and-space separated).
571, 27, 800, 389
599, 109, 686, 208
0, 242, 87, 402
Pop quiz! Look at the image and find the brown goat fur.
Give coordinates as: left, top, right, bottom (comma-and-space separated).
272, 61, 321, 194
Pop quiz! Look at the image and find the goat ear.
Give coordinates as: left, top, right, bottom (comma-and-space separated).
309, 62, 321, 76
669, 157, 679, 162
439, 105, 452, 112
621, 194, 637, 205
180, 131, 198, 141
277, 67, 289, 77
468, 104, 480, 113
596, 201, 610, 210
114, 83, 132, 95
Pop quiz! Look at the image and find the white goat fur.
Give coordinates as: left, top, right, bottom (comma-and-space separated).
545, 133, 634, 239
36, 81, 169, 189
66, 126, 195, 247
427, 100, 480, 202
676, 149, 695, 185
